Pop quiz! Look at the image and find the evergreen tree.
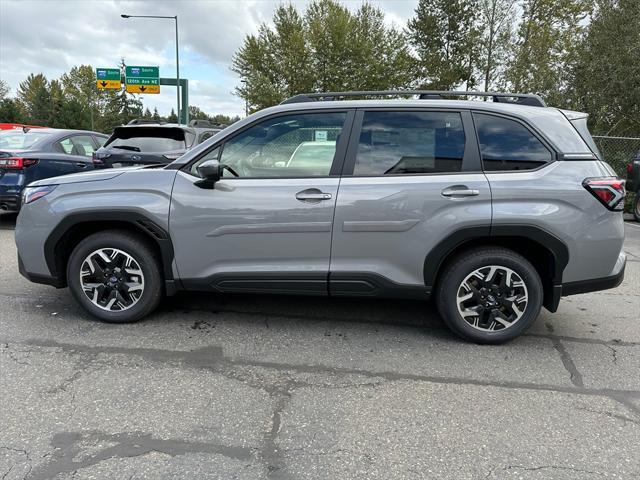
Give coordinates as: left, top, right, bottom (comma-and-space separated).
567, 0, 640, 135
17, 73, 51, 126
407, 0, 480, 90
152, 107, 161, 121
167, 108, 178, 123
0, 99, 25, 123
232, 0, 413, 112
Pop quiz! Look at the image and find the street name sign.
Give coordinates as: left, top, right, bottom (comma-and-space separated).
96, 68, 121, 90
125, 66, 160, 94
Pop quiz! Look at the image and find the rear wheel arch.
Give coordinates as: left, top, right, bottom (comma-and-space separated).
424, 225, 569, 312
44, 211, 177, 294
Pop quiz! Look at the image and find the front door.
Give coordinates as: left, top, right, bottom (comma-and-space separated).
170, 110, 353, 294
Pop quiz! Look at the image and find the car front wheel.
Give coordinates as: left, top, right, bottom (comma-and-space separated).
634, 191, 640, 222
67, 230, 163, 323
436, 247, 543, 344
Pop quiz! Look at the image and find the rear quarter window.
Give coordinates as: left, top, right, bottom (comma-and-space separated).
474, 113, 552, 171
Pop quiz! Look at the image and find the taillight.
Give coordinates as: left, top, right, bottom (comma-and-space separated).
0, 157, 38, 169
627, 163, 634, 174
92, 151, 111, 165
583, 177, 626, 211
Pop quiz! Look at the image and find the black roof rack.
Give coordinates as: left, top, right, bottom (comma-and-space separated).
280, 90, 546, 108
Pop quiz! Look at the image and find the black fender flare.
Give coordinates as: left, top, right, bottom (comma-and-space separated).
44, 210, 177, 294
423, 224, 569, 312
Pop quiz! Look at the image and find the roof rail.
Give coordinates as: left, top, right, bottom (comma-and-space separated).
280, 90, 546, 107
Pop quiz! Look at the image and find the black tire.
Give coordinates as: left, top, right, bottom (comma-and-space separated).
436, 247, 543, 344
67, 230, 163, 323
634, 191, 640, 222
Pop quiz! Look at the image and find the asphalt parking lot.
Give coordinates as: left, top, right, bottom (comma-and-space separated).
1, 212, 639, 480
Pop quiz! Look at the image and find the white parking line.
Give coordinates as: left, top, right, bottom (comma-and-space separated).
625, 221, 640, 228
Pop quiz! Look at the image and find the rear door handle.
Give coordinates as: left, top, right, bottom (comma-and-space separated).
441, 186, 480, 197
76, 163, 88, 169
295, 188, 332, 202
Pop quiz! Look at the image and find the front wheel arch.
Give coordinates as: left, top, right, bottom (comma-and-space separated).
44, 211, 176, 294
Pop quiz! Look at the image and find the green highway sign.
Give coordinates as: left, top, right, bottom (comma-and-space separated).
125, 77, 159, 85
96, 68, 121, 90
125, 66, 160, 94
125, 66, 159, 78
96, 68, 120, 81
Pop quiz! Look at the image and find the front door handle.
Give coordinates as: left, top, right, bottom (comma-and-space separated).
295, 188, 332, 203
76, 163, 88, 168
441, 186, 480, 197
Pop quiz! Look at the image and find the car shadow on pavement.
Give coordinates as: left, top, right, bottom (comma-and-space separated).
161, 291, 447, 333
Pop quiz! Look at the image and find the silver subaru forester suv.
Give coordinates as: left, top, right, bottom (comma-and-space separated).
15, 91, 626, 343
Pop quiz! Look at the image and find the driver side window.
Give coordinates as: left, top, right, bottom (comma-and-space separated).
217, 112, 347, 178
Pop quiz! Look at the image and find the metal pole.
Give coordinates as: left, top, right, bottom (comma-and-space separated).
174, 16, 180, 125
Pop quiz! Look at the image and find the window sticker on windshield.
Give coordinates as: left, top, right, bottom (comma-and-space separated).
315, 130, 328, 141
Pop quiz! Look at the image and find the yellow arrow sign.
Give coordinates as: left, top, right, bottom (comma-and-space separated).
96, 79, 121, 90
125, 84, 160, 94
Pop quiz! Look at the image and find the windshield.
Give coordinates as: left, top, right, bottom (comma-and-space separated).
105, 127, 187, 152
0, 130, 52, 150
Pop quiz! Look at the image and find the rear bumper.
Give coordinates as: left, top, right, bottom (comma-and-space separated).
0, 193, 20, 212
561, 254, 626, 297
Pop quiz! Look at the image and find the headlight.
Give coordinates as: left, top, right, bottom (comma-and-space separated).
22, 185, 57, 205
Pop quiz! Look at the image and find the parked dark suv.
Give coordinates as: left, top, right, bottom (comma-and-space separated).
93, 121, 224, 168
627, 150, 640, 221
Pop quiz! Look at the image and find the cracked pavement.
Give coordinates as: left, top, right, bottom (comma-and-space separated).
1, 213, 639, 479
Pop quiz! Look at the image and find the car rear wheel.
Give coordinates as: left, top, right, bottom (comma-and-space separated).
436, 247, 543, 344
634, 191, 640, 222
67, 230, 163, 323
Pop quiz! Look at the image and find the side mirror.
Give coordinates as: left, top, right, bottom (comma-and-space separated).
195, 159, 221, 189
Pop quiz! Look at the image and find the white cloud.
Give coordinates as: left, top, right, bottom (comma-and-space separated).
0, 0, 417, 117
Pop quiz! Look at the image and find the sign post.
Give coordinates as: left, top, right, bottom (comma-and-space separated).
96, 68, 121, 90
125, 66, 160, 94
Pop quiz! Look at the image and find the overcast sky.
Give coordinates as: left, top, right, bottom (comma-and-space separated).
0, 0, 418, 118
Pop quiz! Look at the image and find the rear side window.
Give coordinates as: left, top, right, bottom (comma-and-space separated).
354, 111, 465, 176
474, 113, 552, 171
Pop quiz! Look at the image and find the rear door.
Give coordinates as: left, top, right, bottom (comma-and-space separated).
170, 110, 354, 294
329, 108, 492, 296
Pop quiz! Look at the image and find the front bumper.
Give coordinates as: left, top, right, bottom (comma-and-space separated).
17, 253, 65, 288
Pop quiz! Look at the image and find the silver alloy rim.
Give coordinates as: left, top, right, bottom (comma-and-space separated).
79, 248, 145, 311
456, 265, 528, 332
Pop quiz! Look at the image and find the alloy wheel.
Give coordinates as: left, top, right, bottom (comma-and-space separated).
456, 265, 528, 332
79, 248, 145, 311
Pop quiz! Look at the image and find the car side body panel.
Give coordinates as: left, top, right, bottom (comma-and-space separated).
486, 160, 626, 283
15, 169, 177, 280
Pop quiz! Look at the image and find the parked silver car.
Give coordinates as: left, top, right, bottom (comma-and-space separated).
15, 91, 626, 343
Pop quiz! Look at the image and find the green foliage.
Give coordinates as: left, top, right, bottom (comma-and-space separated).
232, 0, 413, 112
507, 0, 593, 104
0, 80, 9, 100
17, 73, 51, 126
567, 0, 640, 136
477, 0, 517, 91
407, 0, 480, 90
0, 98, 25, 123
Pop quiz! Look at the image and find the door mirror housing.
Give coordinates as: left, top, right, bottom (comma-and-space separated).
195, 159, 221, 189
